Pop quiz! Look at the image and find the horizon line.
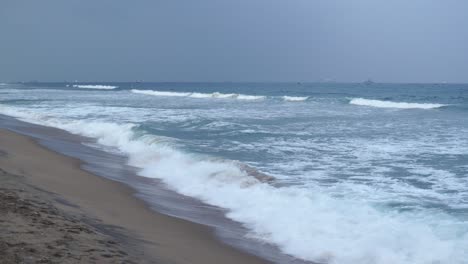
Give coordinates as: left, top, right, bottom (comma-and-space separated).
3, 80, 468, 85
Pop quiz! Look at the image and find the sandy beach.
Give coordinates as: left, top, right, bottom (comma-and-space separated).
0, 129, 269, 264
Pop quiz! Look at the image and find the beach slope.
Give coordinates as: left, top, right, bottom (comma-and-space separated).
0, 129, 268, 264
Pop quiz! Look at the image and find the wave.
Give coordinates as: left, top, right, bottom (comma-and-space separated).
131, 90, 312, 102
236, 94, 266, 100
1, 104, 466, 264
131, 89, 190, 97
131, 89, 266, 100
282, 96, 308, 102
350, 98, 446, 109
189, 92, 237, 99
71, 84, 118, 90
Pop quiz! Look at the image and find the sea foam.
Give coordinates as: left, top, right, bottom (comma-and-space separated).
131, 89, 190, 97
282, 96, 309, 102
131, 89, 266, 100
1, 104, 466, 264
350, 98, 446, 109
72, 85, 118, 90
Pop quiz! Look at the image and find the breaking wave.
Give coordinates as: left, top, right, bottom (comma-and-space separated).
131, 89, 266, 100
350, 98, 446, 109
131, 89, 190, 97
1, 104, 467, 264
71, 84, 118, 90
282, 96, 308, 102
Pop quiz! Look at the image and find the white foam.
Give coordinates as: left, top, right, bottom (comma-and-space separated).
189, 92, 237, 99
350, 98, 446, 109
131, 89, 190, 97
131, 89, 265, 100
282, 96, 309, 102
236, 94, 266, 100
1, 104, 466, 264
72, 84, 118, 90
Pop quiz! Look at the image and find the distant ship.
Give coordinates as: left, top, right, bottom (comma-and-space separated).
363, 79, 374, 85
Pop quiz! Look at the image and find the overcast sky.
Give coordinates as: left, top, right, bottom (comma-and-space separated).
1, 0, 467, 83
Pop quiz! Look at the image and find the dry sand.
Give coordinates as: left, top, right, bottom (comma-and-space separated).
0, 129, 269, 264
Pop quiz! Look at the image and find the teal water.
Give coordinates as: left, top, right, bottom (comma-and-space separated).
1, 82, 467, 264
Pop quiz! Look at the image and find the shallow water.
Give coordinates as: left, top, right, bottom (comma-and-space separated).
1, 82, 467, 264
0, 114, 301, 263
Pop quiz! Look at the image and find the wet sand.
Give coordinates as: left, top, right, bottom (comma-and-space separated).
0, 129, 269, 264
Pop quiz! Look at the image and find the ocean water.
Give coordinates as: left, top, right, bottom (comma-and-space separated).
1, 82, 467, 264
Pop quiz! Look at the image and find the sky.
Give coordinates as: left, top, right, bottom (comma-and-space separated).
1, 0, 468, 83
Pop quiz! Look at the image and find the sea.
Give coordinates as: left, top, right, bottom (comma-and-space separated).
0, 82, 467, 264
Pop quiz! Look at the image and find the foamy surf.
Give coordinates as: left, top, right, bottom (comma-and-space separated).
189, 92, 237, 98
282, 96, 308, 102
131, 89, 190, 97
236, 94, 266, 100
350, 98, 446, 109
131, 89, 266, 100
71, 85, 118, 90
1, 104, 467, 264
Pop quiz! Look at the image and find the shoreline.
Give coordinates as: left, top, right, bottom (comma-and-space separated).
0, 128, 270, 263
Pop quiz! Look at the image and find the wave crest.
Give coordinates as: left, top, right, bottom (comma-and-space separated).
131, 89, 265, 100
350, 98, 446, 109
131, 89, 190, 97
282, 96, 308, 102
71, 85, 118, 90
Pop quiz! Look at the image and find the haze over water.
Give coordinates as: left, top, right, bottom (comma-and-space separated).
1, 82, 467, 264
